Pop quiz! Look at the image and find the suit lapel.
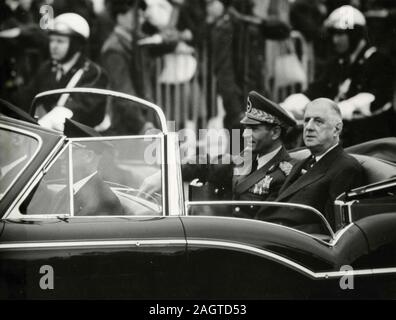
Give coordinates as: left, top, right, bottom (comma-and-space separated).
74, 175, 98, 212
277, 145, 343, 201
234, 147, 289, 195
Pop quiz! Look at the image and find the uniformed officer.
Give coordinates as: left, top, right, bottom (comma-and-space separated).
17, 13, 109, 131
183, 91, 297, 219
282, 5, 395, 147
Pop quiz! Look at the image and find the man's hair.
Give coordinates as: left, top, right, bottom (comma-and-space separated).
310, 98, 342, 120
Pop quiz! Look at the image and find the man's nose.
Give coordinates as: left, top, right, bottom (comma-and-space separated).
304, 119, 315, 130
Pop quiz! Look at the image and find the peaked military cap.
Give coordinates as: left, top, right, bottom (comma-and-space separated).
241, 91, 297, 128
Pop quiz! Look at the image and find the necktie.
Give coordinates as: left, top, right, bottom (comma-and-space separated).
55, 65, 64, 82
301, 155, 316, 175
305, 155, 316, 169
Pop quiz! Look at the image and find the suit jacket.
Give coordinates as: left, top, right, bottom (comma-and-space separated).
263, 145, 364, 232
74, 174, 123, 216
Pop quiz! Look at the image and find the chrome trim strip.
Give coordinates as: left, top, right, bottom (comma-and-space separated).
70, 135, 163, 142
330, 223, 354, 245
0, 239, 186, 250
316, 267, 396, 278
187, 240, 396, 279
32, 88, 168, 134
347, 178, 396, 198
167, 133, 185, 216
161, 133, 166, 216
2, 237, 396, 278
185, 200, 335, 239
182, 215, 332, 247
6, 215, 164, 219
187, 239, 317, 278
0, 124, 43, 202
68, 143, 74, 216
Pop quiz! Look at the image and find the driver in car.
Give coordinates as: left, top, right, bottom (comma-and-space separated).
51, 119, 124, 216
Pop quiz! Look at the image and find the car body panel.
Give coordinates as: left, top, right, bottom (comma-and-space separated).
2, 89, 396, 299
0, 217, 187, 299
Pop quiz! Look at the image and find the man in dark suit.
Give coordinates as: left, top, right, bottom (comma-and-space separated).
49, 120, 124, 216
262, 98, 364, 232
183, 91, 297, 218
70, 141, 123, 216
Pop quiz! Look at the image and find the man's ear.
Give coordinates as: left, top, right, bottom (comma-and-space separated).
335, 121, 343, 136
271, 125, 282, 140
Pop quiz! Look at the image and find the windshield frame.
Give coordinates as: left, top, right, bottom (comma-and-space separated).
30, 88, 169, 134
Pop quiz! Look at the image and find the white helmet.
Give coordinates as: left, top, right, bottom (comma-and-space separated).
325, 5, 366, 30
49, 13, 90, 39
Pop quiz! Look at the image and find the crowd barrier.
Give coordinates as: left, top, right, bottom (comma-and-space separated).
152, 30, 315, 131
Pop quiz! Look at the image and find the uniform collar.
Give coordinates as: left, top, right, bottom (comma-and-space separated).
257, 146, 282, 170
59, 53, 82, 75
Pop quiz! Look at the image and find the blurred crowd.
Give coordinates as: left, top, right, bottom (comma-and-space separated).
1, 0, 396, 146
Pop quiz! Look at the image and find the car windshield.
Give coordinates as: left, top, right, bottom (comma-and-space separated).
0, 128, 39, 200
23, 136, 163, 216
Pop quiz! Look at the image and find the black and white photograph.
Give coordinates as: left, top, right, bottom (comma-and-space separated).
1, 0, 396, 303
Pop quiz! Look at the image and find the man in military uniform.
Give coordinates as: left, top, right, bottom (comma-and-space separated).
282, 5, 395, 147
183, 91, 297, 219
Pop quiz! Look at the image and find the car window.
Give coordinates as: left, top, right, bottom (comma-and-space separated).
0, 128, 39, 200
23, 137, 163, 216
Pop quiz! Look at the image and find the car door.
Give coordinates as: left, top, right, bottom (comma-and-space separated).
0, 135, 188, 299
0, 217, 187, 299
182, 201, 393, 299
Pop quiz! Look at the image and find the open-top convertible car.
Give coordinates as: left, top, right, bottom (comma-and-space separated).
1, 88, 396, 299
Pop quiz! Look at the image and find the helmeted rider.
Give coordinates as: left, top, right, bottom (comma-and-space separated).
18, 13, 109, 132
281, 5, 395, 146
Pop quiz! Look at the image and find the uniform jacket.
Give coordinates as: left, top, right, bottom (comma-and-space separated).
232, 147, 294, 219
18, 55, 108, 127
305, 43, 394, 113
263, 145, 364, 232
305, 43, 395, 146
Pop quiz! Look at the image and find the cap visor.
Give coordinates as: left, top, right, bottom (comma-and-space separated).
240, 116, 262, 125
